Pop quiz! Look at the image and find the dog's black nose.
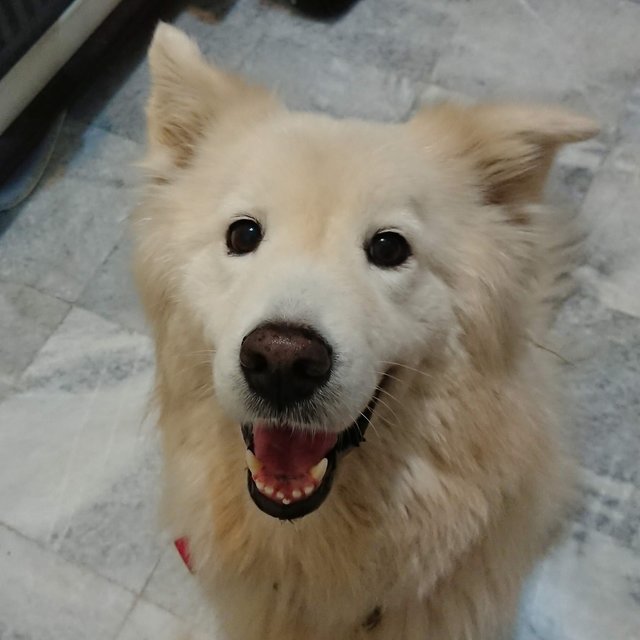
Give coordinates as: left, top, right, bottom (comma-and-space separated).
240, 323, 332, 407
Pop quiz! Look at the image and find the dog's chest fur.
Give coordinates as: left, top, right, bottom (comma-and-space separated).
161, 373, 568, 640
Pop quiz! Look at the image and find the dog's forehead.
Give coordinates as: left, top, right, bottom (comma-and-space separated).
221, 114, 428, 222
258, 115, 411, 177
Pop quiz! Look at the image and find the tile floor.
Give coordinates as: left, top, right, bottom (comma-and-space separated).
1, 0, 639, 638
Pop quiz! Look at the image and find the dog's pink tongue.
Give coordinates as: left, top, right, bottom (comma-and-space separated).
253, 423, 337, 477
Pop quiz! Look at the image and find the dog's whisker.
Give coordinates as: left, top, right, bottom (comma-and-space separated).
187, 349, 217, 358
356, 409, 378, 438
374, 384, 402, 406
334, 395, 379, 439
171, 363, 212, 380
380, 360, 434, 380
376, 369, 405, 386
370, 390, 400, 423
373, 391, 401, 425
194, 384, 216, 399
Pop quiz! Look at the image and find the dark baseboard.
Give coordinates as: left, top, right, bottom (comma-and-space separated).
0, 0, 176, 185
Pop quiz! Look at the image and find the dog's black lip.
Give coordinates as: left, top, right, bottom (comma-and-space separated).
242, 375, 387, 521
247, 450, 338, 520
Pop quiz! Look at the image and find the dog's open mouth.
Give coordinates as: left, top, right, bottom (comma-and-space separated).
241, 387, 383, 520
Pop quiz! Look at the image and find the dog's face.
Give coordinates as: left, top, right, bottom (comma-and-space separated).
167, 117, 460, 518
136, 24, 597, 520
185, 116, 455, 423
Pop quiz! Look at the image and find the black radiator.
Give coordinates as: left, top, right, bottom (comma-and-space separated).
0, 0, 172, 187
0, 0, 74, 80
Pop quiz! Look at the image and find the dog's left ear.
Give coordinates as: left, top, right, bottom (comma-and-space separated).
410, 103, 599, 206
145, 23, 276, 173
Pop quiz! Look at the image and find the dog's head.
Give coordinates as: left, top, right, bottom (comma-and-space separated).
135, 24, 598, 520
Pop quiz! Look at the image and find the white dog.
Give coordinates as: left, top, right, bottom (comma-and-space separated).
133, 23, 598, 640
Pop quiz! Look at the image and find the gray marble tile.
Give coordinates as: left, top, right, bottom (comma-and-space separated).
417, 83, 474, 108
0, 281, 69, 382
431, 0, 640, 140
546, 139, 608, 208
71, 7, 264, 144
618, 80, 640, 143
0, 307, 161, 593
72, 60, 151, 145
68, 14, 154, 140
21, 305, 153, 393
574, 472, 640, 557
242, 36, 417, 121
0, 524, 135, 640
577, 142, 640, 318
77, 236, 148, 335
48, 119, 143, 188
116, 598, 215, 640
0, 176, 127, 301
554, 293, 640, 488
52, 447, 165, 594
233, 0, 459, 121
173, 5, 265, 65
0, 376, 13, 402
548, 292, 640, 567
517, 528, 640, 640
237, 0, 456, 87
528, 0, 640, 115
431, 2, 582, 101
0, 388, 121, 542
0, 124, 140, 302
143, 543, 221, 633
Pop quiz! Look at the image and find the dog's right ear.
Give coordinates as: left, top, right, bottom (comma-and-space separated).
146, 23, 275, 174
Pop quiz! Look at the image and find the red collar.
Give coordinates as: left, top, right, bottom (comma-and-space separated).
174, 537, 194, 573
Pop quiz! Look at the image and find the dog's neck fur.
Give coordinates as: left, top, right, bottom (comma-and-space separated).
154, 327, 564, 639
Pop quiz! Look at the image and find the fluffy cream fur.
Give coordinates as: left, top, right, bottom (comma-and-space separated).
133, 24, 599, 640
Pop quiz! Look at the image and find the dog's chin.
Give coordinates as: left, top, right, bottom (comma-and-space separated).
240, 385, 383, 521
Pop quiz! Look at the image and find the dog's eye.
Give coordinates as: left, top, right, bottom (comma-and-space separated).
366, 231, 411, 268
226, 219, 263, 255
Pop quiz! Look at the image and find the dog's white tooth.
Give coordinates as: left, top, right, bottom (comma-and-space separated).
282, 498, 291, 505
292, 490, 302, 499
264, 485, 274, 496
276, 491, 285, 500
256, 480, 265, 492
245, 450, 261, 475
310, 458, 328, 482
304, 486, 314, 496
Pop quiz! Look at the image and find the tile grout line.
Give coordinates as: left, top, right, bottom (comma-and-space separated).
75, 222, 129, 304
0, 520, 182, 632
0, 520, 138, 597
110, 552, 165, 640
72, 298, 152, 339
0, 272, 152, 374
0, 275, 75, 307
46, 360, 111, 548
11, 299, 75, 387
